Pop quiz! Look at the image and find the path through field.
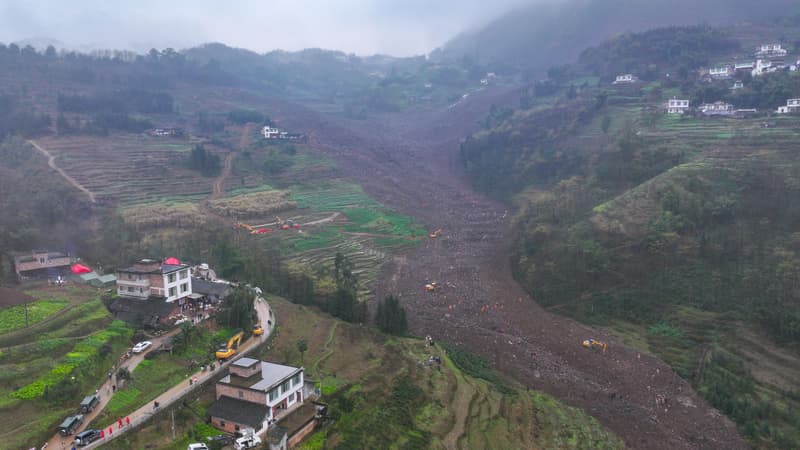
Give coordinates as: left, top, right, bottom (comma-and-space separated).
269, 89, 747, 450
28, 140, 96, 203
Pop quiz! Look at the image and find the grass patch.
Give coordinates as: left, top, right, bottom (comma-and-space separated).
208, 189, 296, 219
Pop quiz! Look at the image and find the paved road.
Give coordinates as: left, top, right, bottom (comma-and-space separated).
40, 297, 273, 450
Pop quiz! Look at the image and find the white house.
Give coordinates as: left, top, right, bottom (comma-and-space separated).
776, 98, 800, 114
708, 66, 733, 79
116, 259, 192, 302
699, 101, 735, 116
209, 358, 306, 433
731, 81, 744, 90
752, 59, 776, 77
262, 126, 280, 139
613, 74, 638, 84
734, 62, 755, 72
755, 44, 788, 58
667, 98, 690, 114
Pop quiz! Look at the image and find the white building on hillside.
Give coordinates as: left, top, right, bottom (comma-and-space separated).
116, 259, 192, 302
613, 74, 638, 84
755, 44, 788, 58
752, 59, 777, 77
699, 101, 735, 116
708, 66, 733, 79
776, 98, 800, 114
667, 98, 690, 114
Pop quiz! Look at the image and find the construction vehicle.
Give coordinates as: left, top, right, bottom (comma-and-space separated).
252, 323, 264, 336
425, 282, 437, 292
582, 339, 608, 353
428, 229, 442, 239
215, 331, 244, 360
233, 428, 262, 450
237, 222, 255, 232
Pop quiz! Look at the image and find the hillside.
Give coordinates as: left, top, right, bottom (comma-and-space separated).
460, 24, 800, 448
438, 0, 800, 76
98, 296, 625, 450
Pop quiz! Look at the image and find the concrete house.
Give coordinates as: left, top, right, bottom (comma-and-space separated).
708, 66, 733, 79
731, 81, 744, 90
699, 101, 735, 116
613, 74, 638, 84
14, 250, 75, 281
115, 259, 192, 302
209, 358, 306, 433
752, 59, 776, 77
667, 98, 690, 114
776, 98, 800, 114
755, 44, 788, 58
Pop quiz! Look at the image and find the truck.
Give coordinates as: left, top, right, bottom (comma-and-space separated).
234, 428, 262, 450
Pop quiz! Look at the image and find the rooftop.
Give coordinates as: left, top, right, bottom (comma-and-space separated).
207, 396, 269, 429
221, 360, 302, 392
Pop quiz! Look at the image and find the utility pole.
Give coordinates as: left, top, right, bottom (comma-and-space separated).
171, 408, 175, 439
24, 300, 29, 327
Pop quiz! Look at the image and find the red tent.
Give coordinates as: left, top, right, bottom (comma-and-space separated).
164, 257, 180, 265
71, 263, 92, 274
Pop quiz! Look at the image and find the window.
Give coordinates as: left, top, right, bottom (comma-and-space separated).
180, 270, 188, 279
168, 273, 176, 283
180, 283, 188, 293
282, 380, 290, 393
292, 373, 301, 387
220, 420, 225, 427
238, 390, 244, 399
139, 288, 143, 293
269, 389, 278, 402
169, 287, 176, 297
127, 287, 134, 292
288, 393, 295, 402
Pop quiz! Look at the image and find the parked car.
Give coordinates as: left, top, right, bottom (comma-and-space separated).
79, 393, 100, 413
187, 443, 209, 450
75, 429, 101, 446
132, 341, 152, 353
58, 414, 84, 436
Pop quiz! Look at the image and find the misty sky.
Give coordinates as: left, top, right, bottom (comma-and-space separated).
0, 0, 540, 56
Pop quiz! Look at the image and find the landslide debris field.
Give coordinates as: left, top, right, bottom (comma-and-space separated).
267, 89, 748, 450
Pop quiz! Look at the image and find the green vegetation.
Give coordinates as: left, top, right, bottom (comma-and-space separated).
374, 295, 408, 335
0, 300, 68, 334
186, 143, 222, 177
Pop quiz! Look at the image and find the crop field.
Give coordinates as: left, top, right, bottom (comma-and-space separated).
121, 201, 207, 230
0, 299, 68, 334
34, 134, 214, 204
0, 286, 133, 450
208, 189, 296, 219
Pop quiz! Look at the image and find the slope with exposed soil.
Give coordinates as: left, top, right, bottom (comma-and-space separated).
266, 88, 747, 449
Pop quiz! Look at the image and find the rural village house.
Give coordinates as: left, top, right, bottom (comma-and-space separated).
755, 43, 788, 59
13, 250, 75, 281
613, 73, 639, 84
699, 101, 735, 116
115, 259, 193, 302
667, 98, 690, 114
776, 98, 800, 114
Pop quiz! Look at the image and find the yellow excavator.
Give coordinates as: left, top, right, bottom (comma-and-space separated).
429, 229, 442, 239
215, 331, 244, 359
425, 282, 437, 292
252, 323, 264, 336
582, 339, 608, 353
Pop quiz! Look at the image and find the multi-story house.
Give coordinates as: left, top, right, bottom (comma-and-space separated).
699, 101, 735, 116
755, 44, 788, 59
613, 74, 639, 84
209, 358, 306, 433
667, 98, 690, 114
14, 250, 76, 280
776, 98, 800, 114
115, 259, 192, 302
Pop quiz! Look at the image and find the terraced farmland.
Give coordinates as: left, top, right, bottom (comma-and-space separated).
34, 134, 213, 205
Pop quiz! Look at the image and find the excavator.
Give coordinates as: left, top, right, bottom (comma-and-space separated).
425, 282, 437, 292
252, 323, 264, 336
215, 330, 244, 359
429, 229, 442, 239
582, 338, 608, 353
237, 222, 255, 232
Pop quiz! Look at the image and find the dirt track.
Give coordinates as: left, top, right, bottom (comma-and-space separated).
268, 88, 748, 450
28, 140, 97, 203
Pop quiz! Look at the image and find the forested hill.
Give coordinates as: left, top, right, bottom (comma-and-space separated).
460, 23, 800, 448
437, 0, 800, 77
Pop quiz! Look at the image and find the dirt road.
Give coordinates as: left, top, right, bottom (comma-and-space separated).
269, 89, 747, 449
28, 140, 97, 203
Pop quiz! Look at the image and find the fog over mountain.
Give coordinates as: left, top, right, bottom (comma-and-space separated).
0, 0, 538, 56
441, 0, 800, 74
